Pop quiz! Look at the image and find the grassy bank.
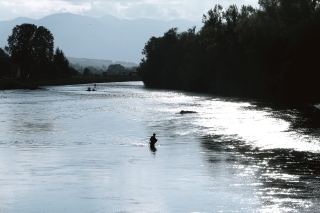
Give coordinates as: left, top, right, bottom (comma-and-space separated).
0, 76, 141, 90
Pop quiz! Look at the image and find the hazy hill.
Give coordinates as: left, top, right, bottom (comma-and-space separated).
67, 57, 137, 70
0, 13, 202, 63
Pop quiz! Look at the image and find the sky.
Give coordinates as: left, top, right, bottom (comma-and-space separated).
0, 0, 259, 21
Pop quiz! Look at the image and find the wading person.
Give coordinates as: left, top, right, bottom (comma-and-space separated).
149, 133, 157, 148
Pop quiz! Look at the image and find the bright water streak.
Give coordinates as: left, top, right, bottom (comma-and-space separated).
0, 82, 319, 213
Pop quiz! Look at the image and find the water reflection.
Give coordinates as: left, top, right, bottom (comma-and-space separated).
200, 135, 320, 212
149, 146, 157, 153
245, 103, 320, 135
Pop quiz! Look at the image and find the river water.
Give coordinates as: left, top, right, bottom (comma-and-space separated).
0, 81, 319, 213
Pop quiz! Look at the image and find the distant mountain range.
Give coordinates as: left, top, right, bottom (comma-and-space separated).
0, 13, 203, 64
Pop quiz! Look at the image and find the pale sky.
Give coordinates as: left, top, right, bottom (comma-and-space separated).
0, 0, 259, 21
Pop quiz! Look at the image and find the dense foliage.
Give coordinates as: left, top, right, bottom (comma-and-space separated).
4, 23, 78, 78
83, 67, 93, 76
107, 64, 126, 75
0, 47, 10, 77
53, 47, 78, 77
138, 0, 320, 103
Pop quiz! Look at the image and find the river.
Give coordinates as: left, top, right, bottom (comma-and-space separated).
0, 81, 319, 213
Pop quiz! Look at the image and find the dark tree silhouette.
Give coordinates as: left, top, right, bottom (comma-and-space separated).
53, 47, 70, 77
138, 0, 320, 103
83, 67, 92, 76
5, 24, 54, 78
0, 47, 10, 78
107, 64, 126, 75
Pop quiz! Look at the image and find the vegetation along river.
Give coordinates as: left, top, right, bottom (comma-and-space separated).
0, 81, 319, 212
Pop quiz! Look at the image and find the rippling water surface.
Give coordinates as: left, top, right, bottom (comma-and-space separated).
0, 82, 319, 212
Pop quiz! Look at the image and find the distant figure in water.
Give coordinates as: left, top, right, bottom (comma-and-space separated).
87, 86, 96, 91
149, 133, 157, 148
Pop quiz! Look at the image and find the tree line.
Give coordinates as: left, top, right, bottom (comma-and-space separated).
0, 23, 78, 79
138, 0, 320, 103
81, 64, 137, 76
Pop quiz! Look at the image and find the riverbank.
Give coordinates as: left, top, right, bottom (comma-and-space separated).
0, 76, 141, 90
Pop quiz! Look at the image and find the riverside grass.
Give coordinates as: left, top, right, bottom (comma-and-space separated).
0, 76, 141, 90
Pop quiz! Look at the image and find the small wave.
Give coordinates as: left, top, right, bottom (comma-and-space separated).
132, 142, 148, 147
315, 104, 320, 110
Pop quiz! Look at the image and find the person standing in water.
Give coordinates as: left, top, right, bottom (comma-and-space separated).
149, 133, 157, 148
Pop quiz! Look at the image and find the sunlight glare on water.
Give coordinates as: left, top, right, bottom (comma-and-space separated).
0, 82, 319, 213
196, 99, 320, 153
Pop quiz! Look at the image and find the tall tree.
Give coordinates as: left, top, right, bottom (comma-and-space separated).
5, 23, 54, 78
0, 47, 10, 78
53, 47, 70, 77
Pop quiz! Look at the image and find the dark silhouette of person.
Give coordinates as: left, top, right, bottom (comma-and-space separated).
149, 133, 157, 148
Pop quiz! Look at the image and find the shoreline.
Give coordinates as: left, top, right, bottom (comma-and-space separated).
0, 76, 141, 90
